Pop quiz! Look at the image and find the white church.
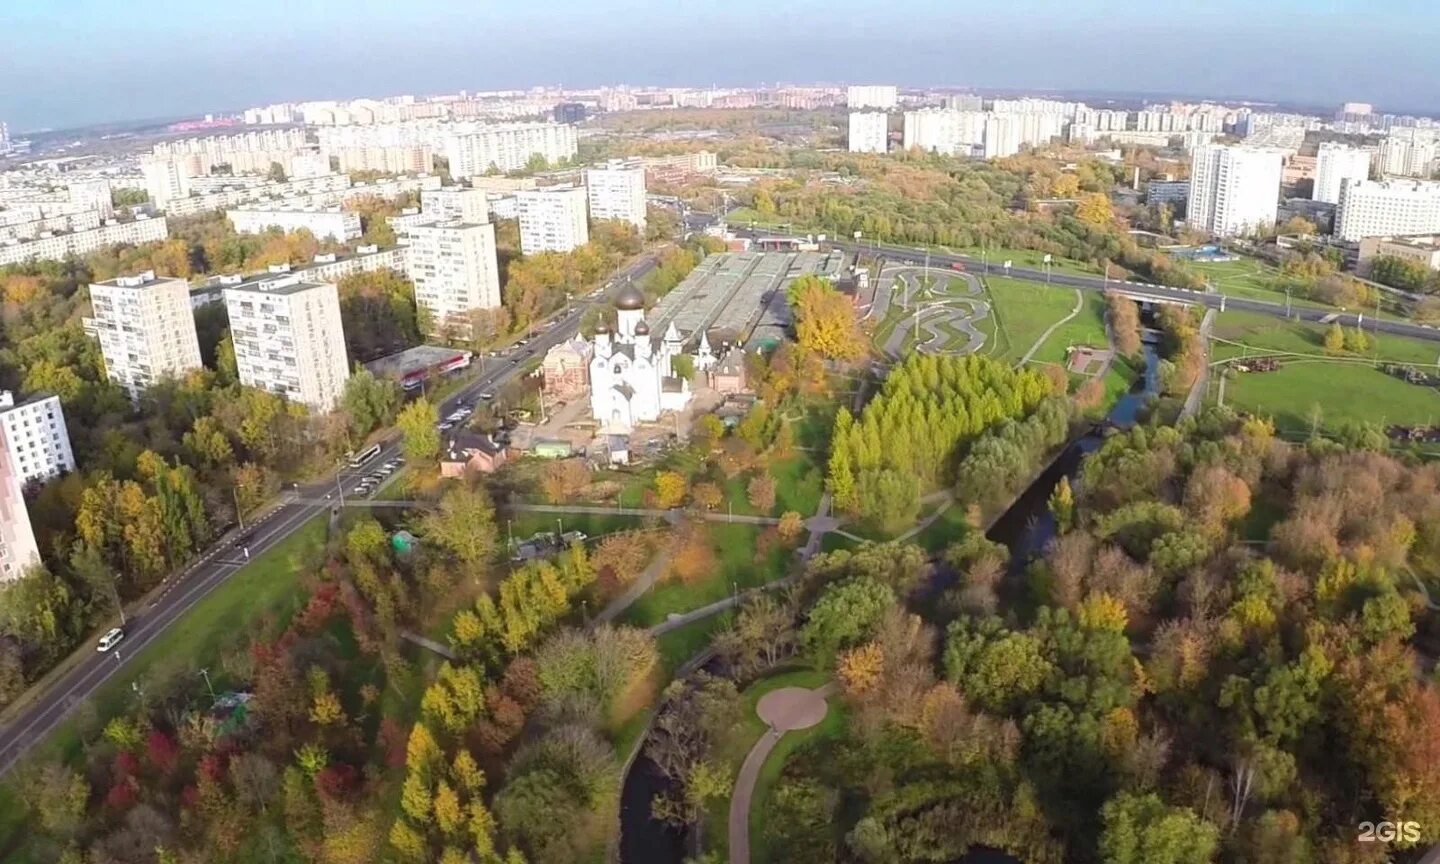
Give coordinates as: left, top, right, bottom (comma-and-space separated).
589, 282, 711, 433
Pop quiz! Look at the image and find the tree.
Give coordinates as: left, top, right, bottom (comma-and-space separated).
747, 474, 777, 512
787, 275, 865, 361
268, 162, 287, 182
1049, 476, 1076, 534
1098, 792, 1219, 864
1107, 292, 1142, 358
800, 577, 894, 664
1077, 193, 1115, 226
654, 471, 688, 509
777, 511, 805, 543
421, 486, 500, 574
343, 368, 402, 440
397, 399, 441, 462
691, 482, 723, 511
1323, 321, 1345, 353
1344, 326, 1370, 354
541, 459, 589, 504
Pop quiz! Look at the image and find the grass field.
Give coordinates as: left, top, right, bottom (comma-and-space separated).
1218, 362, 1440, 434
1211, 309, 1440, 367
1210, 309, 1440, 436
1027, 291, 1108, 367
619, 522, 791, 629
983, 276, 1083, 365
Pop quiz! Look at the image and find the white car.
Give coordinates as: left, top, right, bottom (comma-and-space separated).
97, 627, 125, 653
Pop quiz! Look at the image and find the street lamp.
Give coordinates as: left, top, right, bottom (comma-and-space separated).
199, 668, 216, 703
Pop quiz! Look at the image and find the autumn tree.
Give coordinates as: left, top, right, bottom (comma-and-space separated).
1107, 292, 1143, 358
397, 399, 441, 462
541, 459, 590, 504
787, 274, 865, 362
654, 471, 688, 509
747, 473, 777, 512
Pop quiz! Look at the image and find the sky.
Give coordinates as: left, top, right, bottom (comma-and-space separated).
3, 0, 1439, 130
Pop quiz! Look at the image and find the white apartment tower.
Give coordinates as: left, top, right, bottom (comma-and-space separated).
0, 391, 76, 485
903, 109, 986, 156
0, 444, 39, 581
848, 112, 889, 154
516, 186, 590, 253
585, 160, 647, 231
443, 123, 578, 176
847, 85, 898, 110
1335, 179, 1440, 242
1187, 144, 1283, 237
1313, 143, 1373, 205
87, 271, 203, 398
224, 279, 350, 411
408, 221, 503, 337
141, 159, 191, 210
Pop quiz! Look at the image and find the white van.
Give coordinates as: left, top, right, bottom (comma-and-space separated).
96, 627, 125, 653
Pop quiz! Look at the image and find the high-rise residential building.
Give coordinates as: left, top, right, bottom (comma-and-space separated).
0, 442, 39, 581
442, 123, 578, 176
1380, 128, 1438, 178
86, 271, 203, 398
585, 160, 647, 230
142, 158, 192, 209
421, 187, 490, 224
408, 221, 502, 337
848, 112, 889, 154
0, 121, 10, 155
902, 109, 986, 156
846, 85, 898, 110
944, 94, 984, 112
1314, 143, 1373, 205
516, 186, 589, 253
67, 178, 114, 219
1335, 179, 1440, 242
0, 391, 75, 486
224, 278, 351, 411
1187, 144, 1284, 237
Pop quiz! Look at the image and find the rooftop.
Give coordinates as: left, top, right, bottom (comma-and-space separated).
224, 276, 330, 297
365, 344, 472, 379
94, 269, 182, 289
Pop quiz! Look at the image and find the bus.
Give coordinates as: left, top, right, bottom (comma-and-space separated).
348, 444, 382, 468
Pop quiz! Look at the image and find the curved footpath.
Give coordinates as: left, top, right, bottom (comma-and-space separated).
727, 682, 837, 864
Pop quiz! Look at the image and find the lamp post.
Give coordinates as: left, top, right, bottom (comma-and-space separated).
199, 668, 216, 703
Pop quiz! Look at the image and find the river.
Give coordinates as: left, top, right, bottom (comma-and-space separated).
617, 349, 1160, 864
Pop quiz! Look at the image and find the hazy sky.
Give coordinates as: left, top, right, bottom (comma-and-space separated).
3, 0, 1438, 130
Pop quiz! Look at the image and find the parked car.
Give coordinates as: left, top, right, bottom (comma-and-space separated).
438, 421, 454, 432
478, 392, 495, 401
96, 627, 125, 653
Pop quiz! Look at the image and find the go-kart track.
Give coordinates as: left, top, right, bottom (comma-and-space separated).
869, 264, 993, 358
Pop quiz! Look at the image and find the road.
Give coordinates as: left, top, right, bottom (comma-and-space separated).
0, 252, 659, 779
764, 232, 1440, 347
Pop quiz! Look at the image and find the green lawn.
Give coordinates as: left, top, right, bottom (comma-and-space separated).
911, 501, 973, 554
619, 522, 791, 628
1212, 309, 1440, 367
1027, 291, 1108, 367
983, 276, 1083, 365
1217, 362, 1440, 435
0, 514, 331, 858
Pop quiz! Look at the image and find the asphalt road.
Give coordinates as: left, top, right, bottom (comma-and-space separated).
0, 252, 658, 779
769, 232, 1440, 347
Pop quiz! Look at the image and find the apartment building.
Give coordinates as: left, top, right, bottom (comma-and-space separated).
86, 271, 203, 398
902, 109, 986, 156
1381, 129, 1438, 178
334, 145, 434, 175
846, 85, 898, 110
421, 187, 491, 224
847, 112, 889, 154
407, 221, 502, 337
982, 112, 1066, 159
1146, 180, 1191, 207
227, 206, 362, 242
224, 278, 351, 411
142, 158, 191, 209
1187, 144, 1284, 237
516, 186, 589, 253
1314, 142, 1374, 205
0, 210, 102, 243
1335, 179, 1440, 242
0, 443, 39, 581
0, 215, 168, 267
0, 391, 75, 484
67, 178, 114, 219
442, 123, 578, 176
585, 160, 647, 230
